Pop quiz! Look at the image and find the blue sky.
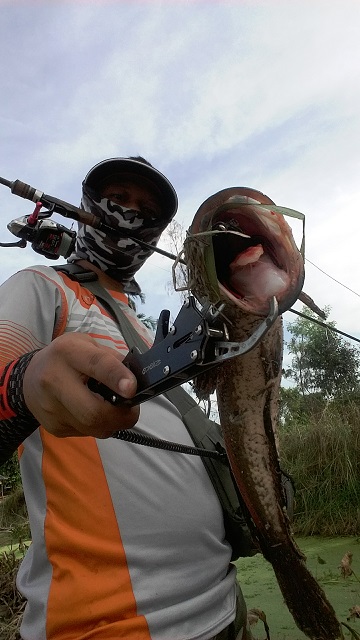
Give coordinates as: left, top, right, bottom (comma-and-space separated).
1, 0, 360, 360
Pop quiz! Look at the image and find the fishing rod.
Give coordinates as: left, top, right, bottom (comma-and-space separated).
0, 175, 180, 262
1, 174, 358, 347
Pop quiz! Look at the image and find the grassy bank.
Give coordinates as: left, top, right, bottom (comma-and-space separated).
237, 536, 360, 639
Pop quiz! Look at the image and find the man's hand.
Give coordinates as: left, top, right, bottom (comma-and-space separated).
23, 333, 140, 438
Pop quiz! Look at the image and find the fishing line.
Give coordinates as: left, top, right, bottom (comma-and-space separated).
146, 240, 360, 346
287, 309, 360, 345
305, 258, 360, 299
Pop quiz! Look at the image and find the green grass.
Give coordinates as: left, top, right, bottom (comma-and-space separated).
0, 541, 29, 557
237, 537, 360, 639
280, 399, 360, 537
0, 530, 10, 546
0, 529, 30, 557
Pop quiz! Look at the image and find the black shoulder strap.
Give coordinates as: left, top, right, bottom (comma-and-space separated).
53, 264, 149, 351
53, 263, 98, 283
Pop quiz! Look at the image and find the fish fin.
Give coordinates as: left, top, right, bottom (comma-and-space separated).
298, 291, 326, 319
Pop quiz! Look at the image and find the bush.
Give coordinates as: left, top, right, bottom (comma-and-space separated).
0, 487, 30, 545
279, 398, 360, 536
0, 486, 29, 640
0, 454, 21, 493
0, 549, 26, 640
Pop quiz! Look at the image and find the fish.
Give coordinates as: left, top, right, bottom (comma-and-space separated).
183, 187, 342, 640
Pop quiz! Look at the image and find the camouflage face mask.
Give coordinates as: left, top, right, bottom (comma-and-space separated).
68, 185, 173, 294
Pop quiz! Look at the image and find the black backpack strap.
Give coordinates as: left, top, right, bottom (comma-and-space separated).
164, 386, 256, 558
52, 263, 98, 283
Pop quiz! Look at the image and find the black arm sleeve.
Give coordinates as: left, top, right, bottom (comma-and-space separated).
0, 351, 41, 465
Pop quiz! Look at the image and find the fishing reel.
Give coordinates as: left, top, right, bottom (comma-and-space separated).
0, 175, 80, 259
5, 212, 76, 259
0, 174, 179, 262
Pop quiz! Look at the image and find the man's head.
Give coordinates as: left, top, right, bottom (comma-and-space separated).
67, 156, 178, 293
83, 156, 177, 222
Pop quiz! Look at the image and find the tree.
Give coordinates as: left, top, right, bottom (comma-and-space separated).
163, 219, 188, 298
284, 306, 360, 400
136, 312, 157, 331
128, 293, 158, 331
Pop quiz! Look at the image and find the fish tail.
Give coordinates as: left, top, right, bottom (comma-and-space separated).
263, 543, 342, 639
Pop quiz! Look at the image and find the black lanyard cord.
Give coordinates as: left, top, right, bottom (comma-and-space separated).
112, 428, 227, 462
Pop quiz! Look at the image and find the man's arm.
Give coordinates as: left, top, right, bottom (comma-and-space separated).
0, 334, 140, 464
0, 352, 41, 464
0, 268, 140, 460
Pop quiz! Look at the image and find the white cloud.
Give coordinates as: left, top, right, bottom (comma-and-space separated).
1, 0, 360, 357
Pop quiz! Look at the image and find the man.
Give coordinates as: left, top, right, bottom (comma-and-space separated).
0, 157, 250, 639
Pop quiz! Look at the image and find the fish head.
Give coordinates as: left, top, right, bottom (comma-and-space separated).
187, 187, 305, 316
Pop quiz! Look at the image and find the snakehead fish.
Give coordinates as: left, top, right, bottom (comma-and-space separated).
183, 187, 342, 640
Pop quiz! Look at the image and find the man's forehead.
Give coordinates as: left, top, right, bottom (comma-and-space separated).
98, 172, 162, 198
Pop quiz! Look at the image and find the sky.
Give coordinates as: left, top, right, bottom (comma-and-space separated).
1, 0, 360, 371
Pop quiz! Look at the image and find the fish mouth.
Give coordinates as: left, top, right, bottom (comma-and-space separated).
209, 195, 304, 316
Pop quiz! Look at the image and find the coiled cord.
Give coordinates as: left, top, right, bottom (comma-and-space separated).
112, 429, 227, 462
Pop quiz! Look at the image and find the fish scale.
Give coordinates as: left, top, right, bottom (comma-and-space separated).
185, 187, 342, 640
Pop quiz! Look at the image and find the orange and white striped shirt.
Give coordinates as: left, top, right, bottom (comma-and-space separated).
0, 265, 237, 640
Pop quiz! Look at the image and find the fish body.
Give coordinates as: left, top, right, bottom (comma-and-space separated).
184, 188, 341, 640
